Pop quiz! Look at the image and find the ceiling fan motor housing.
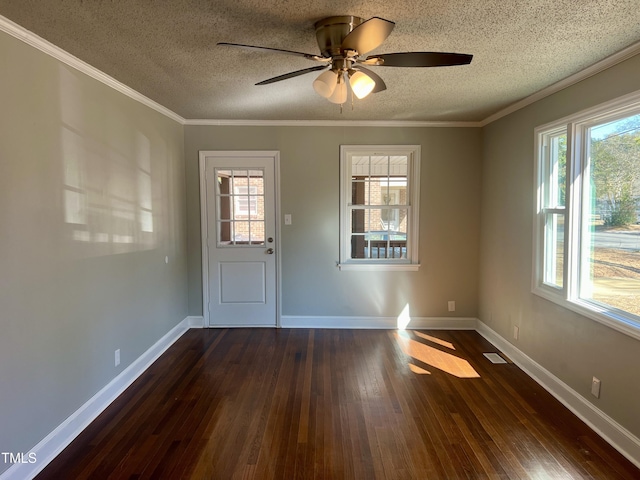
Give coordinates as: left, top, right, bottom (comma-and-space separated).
314, 16, 364, 58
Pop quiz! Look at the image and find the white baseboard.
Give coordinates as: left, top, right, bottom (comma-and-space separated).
476, 320, 640, 470
280, 315, 478, 330
0, 317, 194, 480
185, 315, 204, 328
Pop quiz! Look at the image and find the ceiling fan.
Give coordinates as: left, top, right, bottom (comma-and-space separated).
218, 16, 472, 105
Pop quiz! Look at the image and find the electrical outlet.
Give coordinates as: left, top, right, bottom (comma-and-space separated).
115, 349, 121, 367
448, 301, 455, 312
513, 325, 519, 340
591, 377, 601, 398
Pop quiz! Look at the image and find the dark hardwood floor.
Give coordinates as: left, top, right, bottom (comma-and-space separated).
36, 329, 640, 479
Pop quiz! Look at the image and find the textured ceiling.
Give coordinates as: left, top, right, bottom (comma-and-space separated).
1, 0, 640, 122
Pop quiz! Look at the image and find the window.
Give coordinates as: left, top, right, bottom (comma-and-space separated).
216, 169, 265, 245
339, 145, 421, 270
534, 93, 640, 338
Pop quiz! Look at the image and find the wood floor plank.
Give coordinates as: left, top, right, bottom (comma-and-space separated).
35, 329, 640, 479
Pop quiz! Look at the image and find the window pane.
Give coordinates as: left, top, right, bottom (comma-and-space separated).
233, 221, 250, 243
218, 220, 233, 243
390, 156, 408, 175
351, 156, 370, 176
366, 178, 386, 206
233, 186, 260, 217
249, 170, 264, 195
366, 230, 407, 259
250, 221, 265, 244
351, 209, 366, 234
350, 234, 367, 258
231, 171, 248, 182
349, 208, 408, 260
543, 133, 566, 208
579, 116, 640, 317
543, 213, 564, 288
351, 179, 366, 205
251, 194, 264, 221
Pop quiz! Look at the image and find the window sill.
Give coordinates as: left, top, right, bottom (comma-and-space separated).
338, 262, 420, 272
532, 286, 640, 342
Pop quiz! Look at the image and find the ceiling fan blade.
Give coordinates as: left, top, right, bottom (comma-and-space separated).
340, 17, 395, 55
353, 66, 386, 93
217, 42, 328, 62
256, 65, 329, 85
363, 51, 473, 67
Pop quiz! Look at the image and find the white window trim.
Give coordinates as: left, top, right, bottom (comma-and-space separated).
533, 89, 640, 341
339, 145, 421, 271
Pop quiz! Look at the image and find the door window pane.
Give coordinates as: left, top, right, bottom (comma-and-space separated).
215, 168, 265, 246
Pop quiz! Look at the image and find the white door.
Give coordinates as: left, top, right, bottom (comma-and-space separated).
201, 151, 278, 327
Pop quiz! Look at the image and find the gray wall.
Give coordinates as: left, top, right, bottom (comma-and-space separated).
185, 126, 482, 320
0, 31, 188, 473
478, 53, 640, 439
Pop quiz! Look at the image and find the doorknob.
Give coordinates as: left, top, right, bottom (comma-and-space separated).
266, 248, 274, 255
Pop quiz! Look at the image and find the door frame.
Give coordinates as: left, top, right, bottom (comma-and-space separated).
199, 150, 282, 328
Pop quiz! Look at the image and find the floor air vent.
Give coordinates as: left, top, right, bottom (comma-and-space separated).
483, 352, 507, 364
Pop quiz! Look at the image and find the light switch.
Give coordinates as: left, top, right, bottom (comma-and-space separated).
284, 214, 292, 225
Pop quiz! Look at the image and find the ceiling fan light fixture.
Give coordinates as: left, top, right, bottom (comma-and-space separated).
349, 70, 376, 99
327, 73, 348, 104
313, 69, 338, 98
220, 15, 473, 108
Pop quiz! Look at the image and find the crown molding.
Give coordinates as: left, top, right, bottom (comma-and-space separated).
182, 118, 482, 127
0, 15, 185, 125
479, 40, 640, 127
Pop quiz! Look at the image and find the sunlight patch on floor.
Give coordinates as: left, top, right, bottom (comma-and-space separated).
394, 333, 480, 378
413, 331, 456, 350
408, 363, 431, 374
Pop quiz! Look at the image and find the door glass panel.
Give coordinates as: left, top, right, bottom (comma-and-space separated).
249, 170, 264, 194
251, 195, 264, 221
215, 168, 266, 246
250, 229, 264, 243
